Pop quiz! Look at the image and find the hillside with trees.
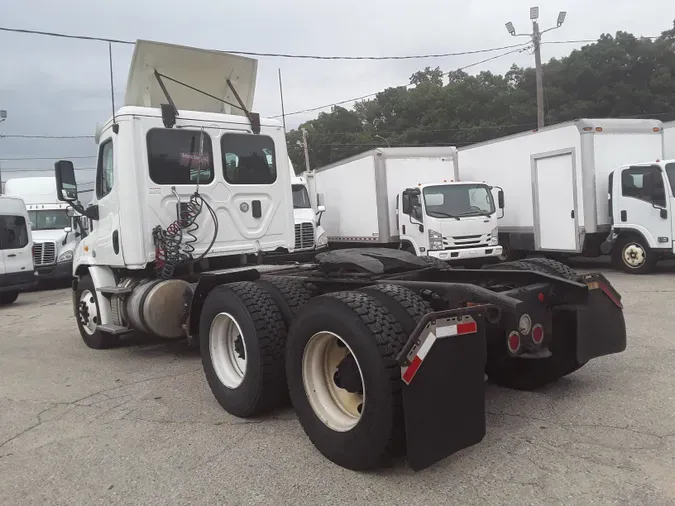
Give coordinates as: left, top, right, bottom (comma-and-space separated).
286, 21, 675, 171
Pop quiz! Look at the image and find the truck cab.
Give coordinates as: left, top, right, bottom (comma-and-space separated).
606, 159, 675, 272
397, 182, 504, 261
0, 195, 37, 304
3, 177, 83, 282
290, 164, 327, 253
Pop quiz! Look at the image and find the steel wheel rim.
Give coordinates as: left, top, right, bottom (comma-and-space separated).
623, 243, 646, 268
209, 312, 247, 389
302, 331, 365, 432
79, 289, 99, 336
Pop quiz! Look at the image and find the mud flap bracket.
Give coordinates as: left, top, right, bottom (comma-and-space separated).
397, 305, 494, 471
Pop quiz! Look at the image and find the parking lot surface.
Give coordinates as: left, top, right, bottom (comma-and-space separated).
1, 264, 674, 506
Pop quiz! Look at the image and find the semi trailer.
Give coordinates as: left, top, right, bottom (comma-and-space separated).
55, 39, 627, 472
457, 118, 669, 273
314, 147, 505, 263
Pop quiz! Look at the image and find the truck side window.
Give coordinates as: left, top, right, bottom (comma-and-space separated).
147, 129, 214, 185
0, 215, 28, 250
96, 140, 115, 199
621, 166, 666, 207
222, 134, 277, 185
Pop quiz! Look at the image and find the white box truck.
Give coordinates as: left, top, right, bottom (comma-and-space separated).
665, 120, 675, 159
314, 147, 504, 263
457, 118, 668, 272
4, 176, 85, 282
0, 195, 38, 304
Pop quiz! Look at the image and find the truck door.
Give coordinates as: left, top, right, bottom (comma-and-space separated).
615, 165, 671, 248
532, 150, 579, 252
399, 189, 426, 255
0, 214, 32, 275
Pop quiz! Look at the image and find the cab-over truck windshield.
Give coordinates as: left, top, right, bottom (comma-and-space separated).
423, 184, 495, 218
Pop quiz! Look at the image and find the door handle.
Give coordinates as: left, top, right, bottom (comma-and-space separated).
620, 210, 627, 222
7, 253, 17, 257
570, 210, 575, 219
251, 200, 262, 219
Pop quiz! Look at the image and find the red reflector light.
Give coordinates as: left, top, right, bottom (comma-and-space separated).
538, 292, 545, 302
507, 331, 521, 353
532, 324, 544, 345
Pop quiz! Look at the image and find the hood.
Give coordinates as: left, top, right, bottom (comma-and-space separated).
434, 215, 495, 238
124, 39, 258, 116
32, 229, 69, 243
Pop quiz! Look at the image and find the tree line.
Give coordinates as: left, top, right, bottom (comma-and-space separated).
286, 21, 675, 171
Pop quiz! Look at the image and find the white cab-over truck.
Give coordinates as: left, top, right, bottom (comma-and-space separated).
0, 195, 37, 304
458, 118, 671, 273
314, 147, 504, 263
54, 39, 628, 472
4, 176, 83, 281
289, 161, 328, 253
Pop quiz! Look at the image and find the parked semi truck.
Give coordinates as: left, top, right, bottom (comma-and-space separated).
289, 160, 328, 253
4, 176, 84, 282
314, 147, 505, 263
458, 118, 670, 273
0, 195, 37, 304
55, 39, 626, 471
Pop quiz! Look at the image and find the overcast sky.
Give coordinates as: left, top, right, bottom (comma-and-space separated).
0, 0, 672, 187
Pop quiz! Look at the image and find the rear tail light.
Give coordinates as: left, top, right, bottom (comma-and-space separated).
532, 324, 544, 345
507, 331, 521, 354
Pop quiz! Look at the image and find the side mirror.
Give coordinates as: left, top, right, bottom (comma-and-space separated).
63, 226, 73, 234
317, 193, 325, 207
54, 160, 78, 202
402, 194, 412, 215
498, 190, 505, 209
317, 205, 326, 213
66, 208, 76, 218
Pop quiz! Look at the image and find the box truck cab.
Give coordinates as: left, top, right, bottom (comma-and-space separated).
289, 161, 328, 253
3, 177, 83, 281
0, 196, 37, 304
605, 159, 675, 272
398, 181, 503, 261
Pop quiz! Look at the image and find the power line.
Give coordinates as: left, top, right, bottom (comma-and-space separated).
0, 134, 94, 139
274, 45, 532, 118
0, 155, 96, 161
0, 25, 538, 60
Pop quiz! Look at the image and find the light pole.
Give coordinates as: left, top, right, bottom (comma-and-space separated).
505, 8, 567, 129
0, 109, 6, 194
374, 134, 391, 147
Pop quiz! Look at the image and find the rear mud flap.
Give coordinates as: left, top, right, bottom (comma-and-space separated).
576, 277, 627, 363
397, 306, 494, 471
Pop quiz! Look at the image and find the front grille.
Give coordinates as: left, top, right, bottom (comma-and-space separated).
294, 222, 315, 250
33, 241, 57, 266
442, 234, 490, 249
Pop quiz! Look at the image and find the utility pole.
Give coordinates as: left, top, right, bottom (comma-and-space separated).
301, 128, 311, 174
505, 8, 567, 129
0, 109, 6, 194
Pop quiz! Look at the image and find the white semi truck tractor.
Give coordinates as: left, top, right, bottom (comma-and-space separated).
55, 39, 627, 472
288, 160, 328, 254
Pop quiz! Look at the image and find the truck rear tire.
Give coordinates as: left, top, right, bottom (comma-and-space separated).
255, 276, 317, 328
484, 260, 551, 276
200, 281, 288, 418
0, 291, 19, 305
74, 275, 119, 349
359, 284, 431, 334
523, 258, 579, 281
285, 291, 407, 470
612, 235, 657, 274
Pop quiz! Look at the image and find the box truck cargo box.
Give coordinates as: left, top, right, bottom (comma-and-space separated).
665, 121, 675, 160
457, 118, 664, 263
314, 147, 504, 263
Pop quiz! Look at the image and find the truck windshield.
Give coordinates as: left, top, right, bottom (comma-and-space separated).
423, 184, 495, 218
292, 185, 311, 209
666, 163, 675, 196
28, 210, 70, 230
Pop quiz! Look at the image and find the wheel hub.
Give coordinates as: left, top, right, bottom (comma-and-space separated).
78, 290, 99, 335
623, 243, 646, 268
209, 312, 248, 389
333, 354, 363, 394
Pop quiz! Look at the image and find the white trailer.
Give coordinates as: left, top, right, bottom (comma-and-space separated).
457, 119, 666, 271
3, 176, 85, 281
314, 147, 504, 263
665, 121, 675, 160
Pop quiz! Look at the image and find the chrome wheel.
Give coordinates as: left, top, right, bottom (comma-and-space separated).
209, 313, 247, 389
78, 289, 99, 336
302, 331, 365, 432
622, 242, 646, 269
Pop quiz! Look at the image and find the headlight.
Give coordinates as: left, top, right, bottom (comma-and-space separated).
315, 228, 328, 247
58, 250, 73, 263
428, 230, 443, 250
489, 227, 499, 246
